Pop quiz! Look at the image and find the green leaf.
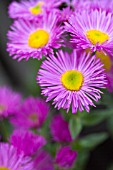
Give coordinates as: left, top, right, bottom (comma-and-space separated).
81, 109, 113, 126
73, 151, 89, 170
69, 117, 82, 139
107, 115, 113, 136
77, 133, 108, 150
108, 164, 113, 170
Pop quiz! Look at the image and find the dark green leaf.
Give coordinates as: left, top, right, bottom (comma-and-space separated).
77, 133, 108, 150
81, 109, 113, 126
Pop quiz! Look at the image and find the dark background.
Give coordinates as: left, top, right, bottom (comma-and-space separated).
0, 1, 113, 170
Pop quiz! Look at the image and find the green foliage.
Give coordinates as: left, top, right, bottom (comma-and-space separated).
69, 117, 82, 139
74, 133, 108, 150
81, 109, 113, 126
108, 164, 113, 170
74, 151, 89, 170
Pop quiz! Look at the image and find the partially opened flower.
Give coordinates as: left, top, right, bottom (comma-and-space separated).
55, 146, 77, 169
10, 129, 46, 157
7, 11, 63, 61
0, 86, 21, 118
65, 9, 113, 55
50, 114, 72, 142
8, 0, 63, 21
0, 143, 33, 170
37, 50, 107, 113
10, 97, 49, 129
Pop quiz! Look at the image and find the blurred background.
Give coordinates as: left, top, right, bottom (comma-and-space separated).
0, 1, 113, 170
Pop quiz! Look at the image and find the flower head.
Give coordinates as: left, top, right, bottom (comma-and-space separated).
55, 146, 77, 169
50, 114, 72, 142
8, 0, 63, 21
7, 11, 63, 61
65, 9, 113, 55
10, 129, 46, 157
0, 86, 21, 118
37, 50, 107, 113
10, 97, 49, 129
0, 143, 33, 170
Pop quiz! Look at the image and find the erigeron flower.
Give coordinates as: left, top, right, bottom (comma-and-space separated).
10, 97, 49, 129
37, 50, 107, 113
65, 10, 113, 55
7, 11, 63, 61
0, 86, 21, 118
8, 0, 63, 21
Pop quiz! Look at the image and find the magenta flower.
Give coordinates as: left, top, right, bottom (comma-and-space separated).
37, 50, 107, 113
65, 9, 113, 55
10, 97, 49, 129
55, 146, 77, 169
33, 150, 54, 170
7, 11, 63, 61
50, 114, 72, 142
8, 0, 63, 21
0, 143, 33, 170
10, 129, 46, 157
0, 86, 21, 118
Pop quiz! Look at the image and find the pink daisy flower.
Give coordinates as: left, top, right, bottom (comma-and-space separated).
50, 114, 72, 142
33, 150, 54, 170
55, 146, 77, 169
65, 9, 113, 55
37, 50, 107, 113
0, 143, 33, 170
7, 11, 63, 61
10, 129, 46, 157
8, 0, 63, 21
0, 86, 21, 118
10, 97, 49, 129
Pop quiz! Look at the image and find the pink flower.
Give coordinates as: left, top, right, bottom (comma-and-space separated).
0, 86, 21, 118
55, 146, 77, 169
50, 114, 72, 142
11, 97, 49, 129
10, 129, 46, 157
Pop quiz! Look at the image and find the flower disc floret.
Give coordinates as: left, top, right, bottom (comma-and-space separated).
61, 70, 84, 91
86, 30, 109, 45
29, 1, 44, 15
0, 167, 9, 170
37, 50, 107, 113
28, 29, 49, 48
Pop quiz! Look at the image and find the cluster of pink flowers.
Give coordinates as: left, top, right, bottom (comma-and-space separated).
0, 86, 77, 169
7, 0, 113, 114
3, 0, 113, 169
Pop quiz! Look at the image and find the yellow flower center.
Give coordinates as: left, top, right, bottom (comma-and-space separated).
29, 1, 44, 15
28, 29, 49, 48
96, 51, 112, 71
61, 70, 84, 91
0, 167, 9, 170
86, 29, 109, 45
